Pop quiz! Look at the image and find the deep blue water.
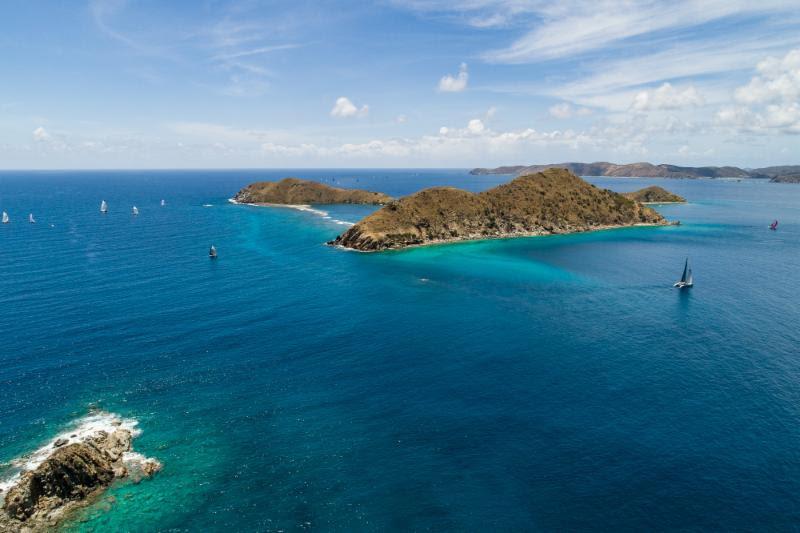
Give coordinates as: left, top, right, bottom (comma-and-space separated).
1, 169, 799, 531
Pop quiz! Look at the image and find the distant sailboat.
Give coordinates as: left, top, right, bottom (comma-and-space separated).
132, 206, 139, 216
674, 258, 693, 289
160, 199, 166, 207
209, 245, 217, 259
769, 220, 778, 230
2, 211, 9, 224
100, 200, 108, 214
29, 213, 35, 224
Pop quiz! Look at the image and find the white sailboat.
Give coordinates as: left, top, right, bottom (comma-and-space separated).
673, 258, 693, 289
160, 199, 166, 207
209, 245, 217, 259
100, 200, 108, 214
2, 211, 9, 224
29, 213, 36, 224
132, 206, 139, 216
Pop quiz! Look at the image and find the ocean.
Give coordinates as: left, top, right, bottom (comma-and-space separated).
1, 169, 799, 531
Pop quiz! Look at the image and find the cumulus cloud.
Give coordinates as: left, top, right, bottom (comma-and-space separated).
330, 96, 369, 118
33, 126, 51, 141
549, 102, 592, 119
717, 48, 800, 134
631, 83, 704, 111
734, 48, 800, 104
438, 63, 468, 92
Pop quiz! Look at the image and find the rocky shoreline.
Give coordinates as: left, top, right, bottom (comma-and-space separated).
0, 412, 161, 532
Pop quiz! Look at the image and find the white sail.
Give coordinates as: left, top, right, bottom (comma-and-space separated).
160, 199, 165, 207
29, 213, 35, 223
132, 206, 139, 215
100, 200, 108, 213
2, 211, 8, 224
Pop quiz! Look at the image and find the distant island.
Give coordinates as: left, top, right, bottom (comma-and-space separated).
470, 162, 800, 180
622, 186, 686, 203
770, 174, 800, 183
233, 177, 392, 205
330, 169, 670, 251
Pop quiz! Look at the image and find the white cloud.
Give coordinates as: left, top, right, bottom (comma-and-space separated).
467, 119, 485, 134
717, 48, 800, 134
549, 102, 593, 119
33, 126, 51, 141
330, 96, 369, 118
438, 63, 469, 92
631, 83, 704, 111
734, 48, 800, 104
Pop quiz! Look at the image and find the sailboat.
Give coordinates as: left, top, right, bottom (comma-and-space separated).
769, 220, 778, 230
100, 200, 108, 214
160, 199, 166, 207
209, 245, 218, 259
673, 258, 693, 289
2, 211, 9, 224
29, 213, 36, 224
132, 206, 139, 216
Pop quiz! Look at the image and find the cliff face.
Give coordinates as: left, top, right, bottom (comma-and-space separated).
1, 417, 161, 532
769, 174, 800, 183
622, 186, 686, 203
471, 162, 754, 178
233, 178, 392, 205
331, 169, 667, 251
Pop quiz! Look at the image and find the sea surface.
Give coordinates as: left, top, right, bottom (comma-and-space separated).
1, 169, 799, 531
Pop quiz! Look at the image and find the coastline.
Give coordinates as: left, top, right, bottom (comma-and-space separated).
331, 221, 675, 253
228, 198, 355, 225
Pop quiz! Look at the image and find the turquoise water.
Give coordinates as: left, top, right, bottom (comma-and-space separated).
1, 170, 799, 531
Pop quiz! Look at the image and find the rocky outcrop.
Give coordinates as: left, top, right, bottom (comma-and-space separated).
470, 166, 527, 175
622, 186, 686, 203
1, 414, 160, 532
471, 162, 755, 179
233, 178, 392, 205
330, 169, 669, 251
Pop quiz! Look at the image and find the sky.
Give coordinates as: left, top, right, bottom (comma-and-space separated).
1, 0, 799, 169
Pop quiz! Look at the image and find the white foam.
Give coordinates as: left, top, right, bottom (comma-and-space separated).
229, 199, 355, 226
0, 411, 141, 495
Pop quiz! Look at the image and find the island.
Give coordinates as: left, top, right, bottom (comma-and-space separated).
471, 162, 753, 179
0, 413, 160, 532
232, 177, 392, 205
770, 174, 800, 183
329, 168, 670, 252
622, 186, 686, 203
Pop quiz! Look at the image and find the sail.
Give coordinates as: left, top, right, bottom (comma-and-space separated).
680, 259, 689, 283
161, 199, 165, 206
687, 267, 693, 285
100, 200, 108, 213
2, 211, 8, 223
29, 213, 35, 223
132, 206, 139, 215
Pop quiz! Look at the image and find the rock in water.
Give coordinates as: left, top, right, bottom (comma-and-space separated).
331, 168, 670, 251
3, 443, 116, 521
0, 413, 160, 531
233, 177, 392, 205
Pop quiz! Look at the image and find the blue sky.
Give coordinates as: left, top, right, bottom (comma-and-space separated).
1, 0, 799, 169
